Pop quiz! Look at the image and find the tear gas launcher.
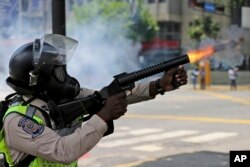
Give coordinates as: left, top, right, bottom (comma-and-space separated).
49, 54, 190, 128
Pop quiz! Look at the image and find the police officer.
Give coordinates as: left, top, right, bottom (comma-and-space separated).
1, 34, 187, 166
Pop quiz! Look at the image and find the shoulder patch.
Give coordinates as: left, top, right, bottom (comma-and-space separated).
18, 117, 44, 138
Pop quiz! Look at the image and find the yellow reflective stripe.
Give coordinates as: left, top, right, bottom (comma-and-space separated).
4, 105, 27, 117
4, 105, 44, 125
0, 129, 14, 166
29, 157, 78, 167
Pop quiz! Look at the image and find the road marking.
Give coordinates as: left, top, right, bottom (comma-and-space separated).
131, 144, 164, 152
116, 126, 131, 131
129, 128, 164, 135
107, 128, 164, 139
98, 130, 198, 148
201, 91, 250, 106
125, 114, 250, 125
115, 158, 156, 167
182, 132, 238, 143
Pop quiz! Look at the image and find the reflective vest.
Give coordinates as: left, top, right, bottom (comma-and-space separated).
0, 104, 77, 167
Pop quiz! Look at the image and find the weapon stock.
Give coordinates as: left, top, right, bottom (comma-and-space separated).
49, 54, 190, 128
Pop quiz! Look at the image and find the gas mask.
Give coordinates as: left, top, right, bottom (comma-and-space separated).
46, 65, 80, 100
29, 34, 80, 100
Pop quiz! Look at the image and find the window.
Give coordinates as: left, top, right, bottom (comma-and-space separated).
22, 0, 29, 12
158, 22, 181, 40
159, 0, 166, 3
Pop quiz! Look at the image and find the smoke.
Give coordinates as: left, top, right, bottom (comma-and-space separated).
0, 0, 49, 89
199, 25, 249, 68
1, 1, 141, 91
67, 15, 141, 89
0, 36, 46, 89
0, 41, 20, 88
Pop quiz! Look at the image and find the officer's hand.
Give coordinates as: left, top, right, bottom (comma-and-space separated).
97, 92, 127, 122
159, 65, 187, 91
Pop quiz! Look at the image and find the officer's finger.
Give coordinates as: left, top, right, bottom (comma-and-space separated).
117, 99, 127, 108
179, 80, 188, 85
119, 107, 127, 115
113, 99, 127, 109
165, 66, 178, 74
115, 92, 127, 99
176, 68, 186, 74
175, 76, 187, 83
175, 73, 187, 79
178, 76, 188, 83
114, 107, 127, 116
113, 114, 122, 120
177, 65, 184, 70
173, 76, 187, 85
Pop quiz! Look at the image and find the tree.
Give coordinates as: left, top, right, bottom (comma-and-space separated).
72, 0, 158, 42
188, 16, 220, 86
128, 0, 159, 41
229, 0, 245, 25
230, 0, 244, 6
188, 15, 220, 43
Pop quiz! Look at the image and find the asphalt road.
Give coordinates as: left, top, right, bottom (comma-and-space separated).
77, 85, 250, 167
1, 85, 250, 167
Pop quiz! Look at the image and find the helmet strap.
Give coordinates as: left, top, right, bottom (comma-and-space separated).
29, 38, 43, 86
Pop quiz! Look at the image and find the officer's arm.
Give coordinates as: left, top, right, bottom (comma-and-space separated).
126, 82, 155, 104
4, 113, 107, 164
77, 85, 154, 105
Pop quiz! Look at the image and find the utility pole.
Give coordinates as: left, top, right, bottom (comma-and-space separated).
52, 0, 66, 35
243, 0, 250, 71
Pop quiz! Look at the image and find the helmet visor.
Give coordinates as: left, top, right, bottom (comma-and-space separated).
36, 34, 78, 66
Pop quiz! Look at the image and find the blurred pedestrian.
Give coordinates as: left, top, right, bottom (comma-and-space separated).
228, 67, 238, 90
200, 67, 206, 90
191, 68, 199, 90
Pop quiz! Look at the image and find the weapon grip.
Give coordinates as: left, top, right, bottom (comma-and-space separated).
99, 78, 135, 99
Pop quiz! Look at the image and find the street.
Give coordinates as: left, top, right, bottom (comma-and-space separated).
77, 85, 250, 167
1, 0, 250, 166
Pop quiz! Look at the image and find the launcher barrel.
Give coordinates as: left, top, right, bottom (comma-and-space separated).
117, 54, 190, 86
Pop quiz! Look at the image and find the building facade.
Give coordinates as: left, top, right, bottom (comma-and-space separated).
144, 0, 250, 71
145, 0, 230, 48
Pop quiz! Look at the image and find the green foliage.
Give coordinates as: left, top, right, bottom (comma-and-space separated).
72, 0, 158, 42
188, 16, 220, 42
128, 0, 159, 41
230, 0, 244, 6
73, 0, 130, 25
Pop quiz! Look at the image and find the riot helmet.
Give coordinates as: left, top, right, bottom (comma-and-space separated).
6, 34, 80, 101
